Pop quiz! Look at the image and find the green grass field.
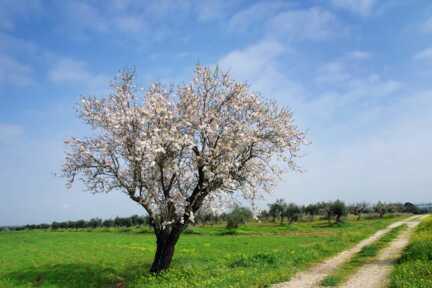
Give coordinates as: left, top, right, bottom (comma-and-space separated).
390, 215, 432, 288
0, 216, 406, 288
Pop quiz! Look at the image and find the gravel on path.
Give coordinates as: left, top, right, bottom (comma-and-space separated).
272, 215, 421, 288
341, 216, 425, 288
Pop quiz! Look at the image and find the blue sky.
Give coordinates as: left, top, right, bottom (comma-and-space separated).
1, 0, 432, 226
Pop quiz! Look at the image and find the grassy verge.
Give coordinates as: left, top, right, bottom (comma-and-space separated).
321, 224, 407, 287
390, 215, 432, 288
0, 216, 406, 288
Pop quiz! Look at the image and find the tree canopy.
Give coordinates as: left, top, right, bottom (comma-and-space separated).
62, 65, 305, 272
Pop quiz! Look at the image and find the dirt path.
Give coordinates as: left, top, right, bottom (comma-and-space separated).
341, 215, 425, 288
272, 215, 421, 288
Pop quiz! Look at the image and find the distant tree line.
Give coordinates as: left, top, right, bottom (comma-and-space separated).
259, 200, 424, 224
1, 215, 150, 232
0, 201, 425, 232
194, 200, 425, 228
186, 200, 425, 228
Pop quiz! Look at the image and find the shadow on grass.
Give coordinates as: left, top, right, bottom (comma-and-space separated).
312, 222, 350, 229
4, 262, 152, 288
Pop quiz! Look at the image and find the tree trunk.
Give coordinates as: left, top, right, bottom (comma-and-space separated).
150, 226, 183, 273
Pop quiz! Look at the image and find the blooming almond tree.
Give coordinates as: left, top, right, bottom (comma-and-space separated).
62, 65, 305, 273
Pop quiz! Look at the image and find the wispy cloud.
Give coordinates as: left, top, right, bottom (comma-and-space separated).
421, 17, 432, 33
219, 40, 285, 79
114, 15, 146, 33
331, 0, 376, 16
2, 0, 432, 225
218, 40, 303, 104
62, 1, 110, 34
0, 53, 33, 86
316, 61, 352, 84
0, 123, 23, 144
267, 7, 342, 41
315, 51, 373, 86
219, 38, 411, 205
348, 50, 371, 60
414, 48, 432, 62
48, 58, 109, 94
194, 0, 236, 22
274, 89, 432, 204
228, 1, 290, 32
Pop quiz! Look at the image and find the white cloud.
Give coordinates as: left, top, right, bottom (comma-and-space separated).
114, 15, 146, 33
48, 58, 109, 93
331, 0, 376, 16
49, 58, 90, 83
64, 1, 109, 33
194, 0, 233, 22
56, 0, 234, 38
348, 50, 371, 60
308, 75, 402, 130
414, 48, 432, 62
316, 61, 352, 84
267, 7, 341, 41
271, 90, 432, 204
0, 123, 23, 144
350, 74, 402, 98
218, 39, 428, 206
421, 17, 432, 33
315, 52, 392, 95
219, 40, 285, 79
314, 59, 402, 122
0, 33, 38, 54
55, 1, 147, 37
0, 54, 33, 86
228, 1, 289, 32
218, 40, 303, 103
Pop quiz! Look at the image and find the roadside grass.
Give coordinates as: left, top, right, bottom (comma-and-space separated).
390, 215, 432, 288
320, 224, 407, 287
0, 216, 406, 288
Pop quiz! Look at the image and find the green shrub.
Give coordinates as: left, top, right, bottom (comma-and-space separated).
225, 206, 253, 229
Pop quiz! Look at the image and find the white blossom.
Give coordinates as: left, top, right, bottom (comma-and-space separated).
62, 65, 306, 231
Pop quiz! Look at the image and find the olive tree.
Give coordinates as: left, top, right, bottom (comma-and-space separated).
62, 65, 305, 273
374, 201, 387, 218
348, 202, 369, 220
284, 203, 301, 224
330, 200, 347, 223
269, 199, 286, 223
225, 206, 253, 229
304, 203, 319, 220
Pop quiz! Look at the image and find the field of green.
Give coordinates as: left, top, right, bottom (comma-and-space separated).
390, 215, 432, 288
0, 216, 406, 288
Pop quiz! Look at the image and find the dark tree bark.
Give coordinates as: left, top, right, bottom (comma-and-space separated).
150, 224, 184, 273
